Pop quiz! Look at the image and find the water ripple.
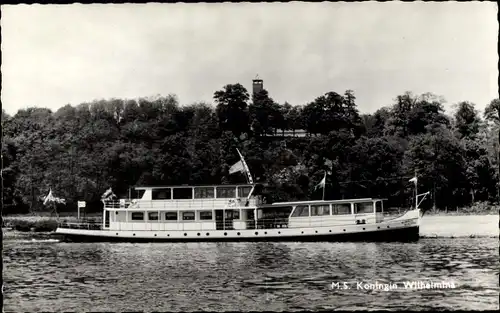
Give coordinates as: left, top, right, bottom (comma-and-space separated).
3, 236, 499, 312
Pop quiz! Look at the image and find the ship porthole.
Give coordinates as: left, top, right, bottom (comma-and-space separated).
184, 233, 187, 236
206, 233, 210, 236
237, 232, 241, 235
133, 233, 136, 236
264, 231, 267, 235
167, 234, 170, 237
154, 234, 157, 236
363, 228, 366, 230
255, 232, 258, 235
197, 233, 200, 236
343, 229, 346, 232
116, 233, 118, 235
377, 227, 380, 229
315, 230, 318, 233
224, 232, 227, 236
278, 231, 281, 234
301, 231, 304, 234
329, 230, 332, 233
387, 226, 390, 228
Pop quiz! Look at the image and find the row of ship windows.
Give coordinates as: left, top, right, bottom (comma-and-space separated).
151, 186, 253, 200
124, 210, 240, 221
290, 203, 382, 217
117, 203, 381, 221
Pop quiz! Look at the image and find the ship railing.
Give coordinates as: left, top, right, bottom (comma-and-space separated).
382, 208, 410, 221
251, 216, 391, 228
103, 200, 134, 209
104, 198, 259, 210
245, 218, 290, 230
57, 221, 103, 230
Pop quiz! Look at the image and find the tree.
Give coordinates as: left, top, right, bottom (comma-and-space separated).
462, 139, 496, 203
407, 93, 450, 135
249, 89, 282, 136
385, 92, 416, 137
454, 101, 481, 139
214, 83, 250, 138
363, 107, 390, 138
484, 98, 500, 201
302, 91, 361, 135
402, 128, 467, 209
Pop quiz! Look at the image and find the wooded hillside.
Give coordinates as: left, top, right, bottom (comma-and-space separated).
2, 84, 499, 214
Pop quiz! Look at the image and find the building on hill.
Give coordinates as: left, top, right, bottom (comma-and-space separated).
262, 128, 312, 138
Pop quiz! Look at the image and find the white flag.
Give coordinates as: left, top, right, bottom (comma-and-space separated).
315, 172, 327, 190
228, 149, 254, 184
101, 188, 116, 200
409, 176, 418, 185
43, 189, 54, 205
229, 160, 245, 174
43, 189, 66, 205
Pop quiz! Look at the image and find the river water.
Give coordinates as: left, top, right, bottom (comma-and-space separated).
3, 215, 499, 312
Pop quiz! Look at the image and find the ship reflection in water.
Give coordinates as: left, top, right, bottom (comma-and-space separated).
3, 237, 499, 312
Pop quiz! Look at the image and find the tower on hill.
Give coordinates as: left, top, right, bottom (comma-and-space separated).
252, 75, 263, 95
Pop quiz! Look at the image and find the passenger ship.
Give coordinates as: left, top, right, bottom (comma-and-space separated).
55, 183, 424, 242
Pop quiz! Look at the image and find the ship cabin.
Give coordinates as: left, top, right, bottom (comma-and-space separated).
102, 184, 386, 231
263, 198, 386, 229
103, 184, 261, 231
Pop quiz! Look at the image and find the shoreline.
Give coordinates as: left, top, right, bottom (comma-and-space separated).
2, 214, 101, 232
422, 211, 499, 216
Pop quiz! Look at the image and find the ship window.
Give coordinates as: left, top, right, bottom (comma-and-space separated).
165, 212, 178, 221
194, 187, 215, 199
182, 211, 195, 221
332, 204, 351, 215
237, 186, 252, 198
376, 201, 383, 213
199, 211, 213, 220
224, 209, 240, 219
355, 202, 374, 214
131, 212, 144, 221
148, 212, 159, 220
311, 205, 330, 216
173, 188, 193, 199
216, 187, 236, 198
291, 205, 309, 217
135, 189, 146, 199
152, 188, 171, 200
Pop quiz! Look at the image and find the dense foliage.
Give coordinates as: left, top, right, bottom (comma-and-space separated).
2, 85, 499, 214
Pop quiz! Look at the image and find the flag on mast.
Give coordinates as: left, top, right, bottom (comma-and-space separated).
43, 189, 54, 205
315, 172, 327, 190
101, 188, 116, 201
409, 176, 418, 185
229, 149, 254, 184
229, 160, 245, 174
43, 189, 66, 205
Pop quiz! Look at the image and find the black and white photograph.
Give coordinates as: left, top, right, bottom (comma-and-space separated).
2, 2, 499, 312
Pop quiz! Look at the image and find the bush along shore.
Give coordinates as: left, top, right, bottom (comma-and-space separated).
2, 215, 101, 232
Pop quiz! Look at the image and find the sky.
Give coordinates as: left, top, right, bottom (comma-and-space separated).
1, 2, 498, 117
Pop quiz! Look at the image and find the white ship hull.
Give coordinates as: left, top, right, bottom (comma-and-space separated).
55, 209, 420, 242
